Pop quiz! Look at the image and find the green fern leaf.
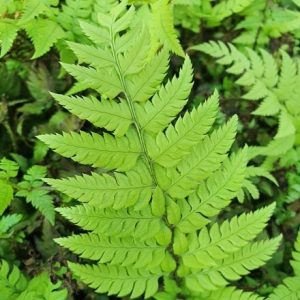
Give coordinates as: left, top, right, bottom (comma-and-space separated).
0, 158, 19, 178
62, 63, 122, 98
0, 260, 27, 299
193, 41, 300, 158
150, 0, 184, 57
136, 55, 193, 133
268, 277, 300, 300
203, 286, 264, 300
56, 234, 166, 268
67, 41, 115, 68
18, 0, 49, 25
128, 48, 169, 103
191, 41, 249, 74
119, 27, 151, 75
16, 166, 55, 224
260, 49, 278, 88
211, 0, 255, 22
50, 93, 132, 136
275, 110, 295, 139
79, 20, 111, 46
0, 181, 14, 215
45, 161, 152, 209
25, 19, 65, 58
182, 204, 275, 268
56, 204, 164, 239
148, 91, 219, 167
45, 4, 280, 297
252, 94, 280, 116
268, 231, 300, 299
185, 236, 281, 292
38, 129, 141, 172
0, 21, 18, 57
291, 233, 300, 276
17, 272, 67, 300
0, 260, 67, 300
177, 149, 248, 232
0, 214, 22, 235
68, 262, 162, 298
165, 116, 237, 198
0, 158, 18, 215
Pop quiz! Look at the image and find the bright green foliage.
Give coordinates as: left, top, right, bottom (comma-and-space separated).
39, 2, 280, 298
198, 287, 264, 300
0, 158, 22, 240
0, 214, 22, 238
193, 41, 300, 160
0, 260, 67, 300
0, 158, 18, 215
16, 166, 55, 225
150, 0, 184, 57
202, 231, 300, 300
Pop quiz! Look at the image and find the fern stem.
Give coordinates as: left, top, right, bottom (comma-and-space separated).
110, 28, 183, 289
110, 32, 158, 185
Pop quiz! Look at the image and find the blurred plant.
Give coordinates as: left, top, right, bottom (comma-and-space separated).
192, 41, 300, 169
0, 260, 67, 300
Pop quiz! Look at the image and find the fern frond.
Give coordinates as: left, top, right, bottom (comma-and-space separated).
38, 129, 141, 172
165, 116, 237, 198
51, 93, 132, 136
0, 158, 18, 215
276, 51, 298, 100
128, 48, 169, 103
182, 204, 275, 268
150, 0, 184, 57
56, 234, 166, 268
268, 277, 300, 300
0, 158, 19, 178
211, 0, 255, 22
119, 27, 151, 75
17, 272, 67, 300
194, 41, 300, 157
46, 4, 279, 297
61, 63, 122, 98
0, 260, 27, 298
56, 204, 164, 239
79, 20, 111, 46
19, 0, 49, 25
0, 181, 14, 215
45, 162, 152, 209
0, 21, 18, 57
0, 259, 67, 300
16, 166, 55, 224
291, 232, 300, 276
25, 19, 65, 59
0, 214, 22, 235
202, 286, 264, 300
191, 41, 249, 74
136, 55, 193, 133
268, 231, 300, 299
148, 91, 219, 167
185, 237, 281, 292
67, 41, 115, 68
68, 262, 162, 298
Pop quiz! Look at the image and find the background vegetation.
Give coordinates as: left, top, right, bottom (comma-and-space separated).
0, 0, 300, 299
